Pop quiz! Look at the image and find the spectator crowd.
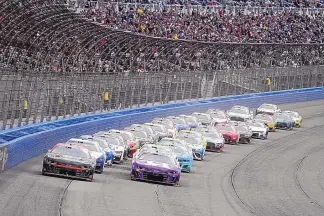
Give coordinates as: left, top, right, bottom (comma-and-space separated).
81, 2, 324, 43
103, 0, 324, 8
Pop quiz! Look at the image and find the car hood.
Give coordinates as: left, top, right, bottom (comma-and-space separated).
213, 118, 227, 123
110, 145, 125, 152
249, 126, 266, 132
228, 112, 250, 118
275, 118, 290, 123
219, 130, 237, 136
205, 137, 224, 144
257, 108, 275, 113
90, 151, 104, 159
136, 160, 177, 170
291, 116, 301, 121
46, 153, 92, 165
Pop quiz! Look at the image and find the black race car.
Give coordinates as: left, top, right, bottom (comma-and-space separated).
42, 143, 96, 181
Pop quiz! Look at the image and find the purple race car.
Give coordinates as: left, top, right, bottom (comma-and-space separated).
130, 151, 181, 186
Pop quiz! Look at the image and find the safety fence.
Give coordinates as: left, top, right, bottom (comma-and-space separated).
1, 65, 323, 130
0, 86, 324, 172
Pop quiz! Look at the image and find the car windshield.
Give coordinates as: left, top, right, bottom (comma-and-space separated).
260, 104, 275, 110
171, 146, 187, 155
210, 113, 226, 119
178, 132, 199, 139
230, 109, 248, 114
51, 146, 89, 159
102, 137, 120, 146
248, 122, 264, 127
150, 125, 166, 133
68, 142, 99, 152
155, 121, 172, 130
94, 140, 107, 149
273, 114, 291, 121
169, 118, 186, 125
138, 153, 174, 164
192, 114, 211, 122
183, 116, 198, 124
237, 126, 249, 132
177, 137, 200, 145
119, 132, 134, 142
217, 125, 236, 132
255, 115, 272, 121
283, 111, 298, 117
204, 132, 221, 139
131, 130, 148, 139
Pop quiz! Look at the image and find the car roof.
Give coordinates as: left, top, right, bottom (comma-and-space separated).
67, 138, 100, 146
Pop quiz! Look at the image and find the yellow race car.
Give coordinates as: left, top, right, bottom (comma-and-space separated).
254, 114, 276, 132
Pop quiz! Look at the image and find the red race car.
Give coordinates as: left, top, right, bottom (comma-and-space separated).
216, 124, 240, 145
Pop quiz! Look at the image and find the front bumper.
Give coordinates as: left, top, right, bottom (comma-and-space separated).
239, 135, 251, 143
131, 169, 180, 185
178, 160, 192, 172
267, 123, 276, 131
113, 154, 123, 163
223, 135, 239, 144
294, 120, 301, 127
206, 142, 224, 152
192, 149, 205, 160
42, 163, 94, 180
95, 161, 105, 172
276, 122, 292, 129
251, 131, 268, 139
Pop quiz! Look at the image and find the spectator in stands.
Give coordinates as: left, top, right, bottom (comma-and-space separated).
82, 2, 324, 43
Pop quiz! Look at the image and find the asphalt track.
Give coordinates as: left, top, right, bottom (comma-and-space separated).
0, 100, 324, 216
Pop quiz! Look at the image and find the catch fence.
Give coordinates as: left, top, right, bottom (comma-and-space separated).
0, 65, 322, 130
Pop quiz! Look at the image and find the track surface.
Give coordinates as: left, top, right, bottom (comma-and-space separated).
0, 100, 324, 216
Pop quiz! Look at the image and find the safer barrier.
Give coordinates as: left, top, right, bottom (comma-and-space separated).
0, 87, 324, 171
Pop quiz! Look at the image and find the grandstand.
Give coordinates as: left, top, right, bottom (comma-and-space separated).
0, 0, 323, 129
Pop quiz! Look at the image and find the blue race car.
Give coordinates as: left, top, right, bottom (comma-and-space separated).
166, 116, 191, 132
273, 113, 294, 130
81, 135, 115, 166
157, 138, 193, 173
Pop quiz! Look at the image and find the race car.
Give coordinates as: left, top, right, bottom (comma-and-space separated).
216, 124, 240, 144
272, 113, 294, 130
246, 120, 269, 139
66, 138, 106, 173
94, 132, 127, 163
191, 112, 215, 126
227, 105, 253, 122
131, 150, 181, 186
158, 138, 193, 173
254, 113, 276, 132
143, 123, 169, 140
176, 135, 205, 161
282, 110, 302, 127
80, 135, 115, 166
206, 109, 228, 125
177, 130, 207, 149
152, 118, 177, 138
93, 134, 126, 164
106, 129, 136, 157
256, 103, 281, 115
42, 143, 96, 181
165, 116, 191, 132
128, 124, 157, 142
124, 128, 151, 148
228, 121, 252, 144
197, 127, 225, 152
178, 114, 200, 129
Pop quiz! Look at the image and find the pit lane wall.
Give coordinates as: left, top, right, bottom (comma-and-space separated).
0, 87, 324, 171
